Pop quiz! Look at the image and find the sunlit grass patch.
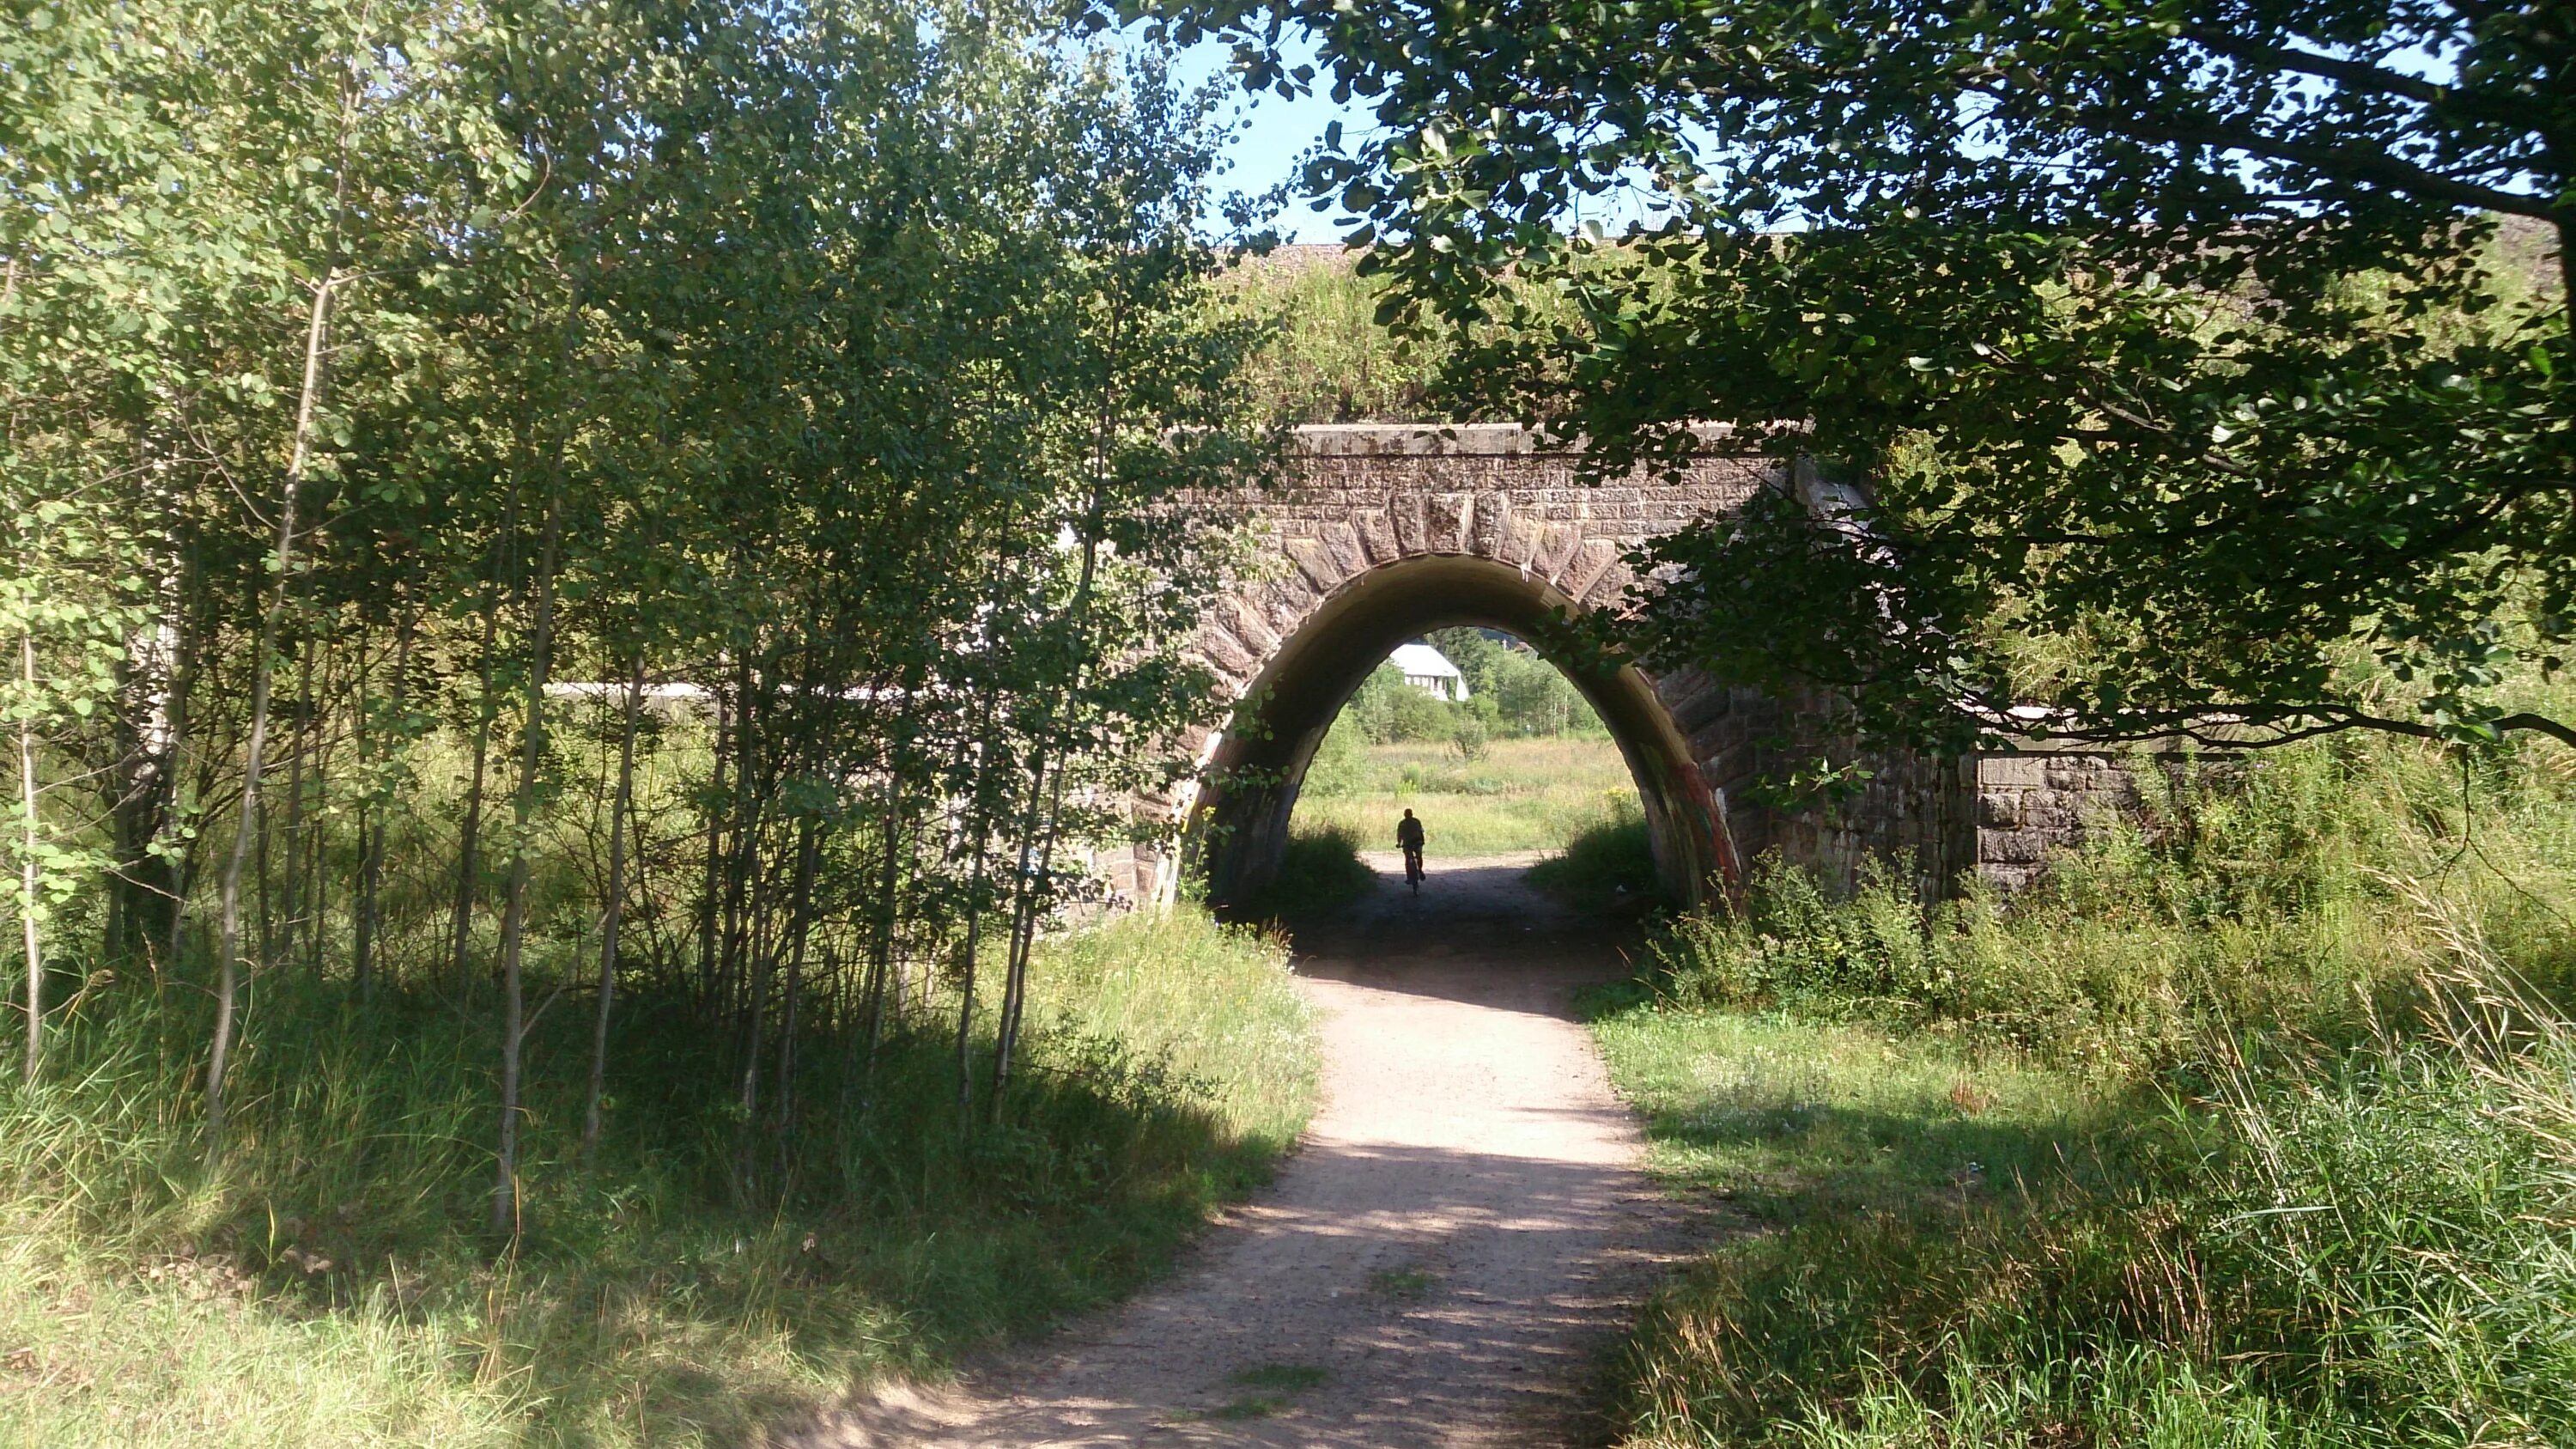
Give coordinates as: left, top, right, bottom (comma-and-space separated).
1294, 736, 1637, 856
1230, 1361, 1328, 1391
1593, 725, 2576, 1449
0, 907, 1317, 1449
1367, 1267, 1437, 1300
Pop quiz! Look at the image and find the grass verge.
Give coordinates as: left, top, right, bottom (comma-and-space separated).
1592, 727, 2576, 1448
0, 907, 1316, 1448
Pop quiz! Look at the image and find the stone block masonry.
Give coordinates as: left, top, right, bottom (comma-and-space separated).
1112, 423, 2136, 906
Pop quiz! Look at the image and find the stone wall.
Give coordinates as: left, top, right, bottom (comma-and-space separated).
1183, 423, 1771, 704
1147, 423, 2136, 904
1968, 750, 2156, 892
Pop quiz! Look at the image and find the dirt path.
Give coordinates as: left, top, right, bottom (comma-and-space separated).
801, 855, 1685, 1448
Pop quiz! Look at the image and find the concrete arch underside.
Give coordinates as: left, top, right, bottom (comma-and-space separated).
1193, 553, 1739, 906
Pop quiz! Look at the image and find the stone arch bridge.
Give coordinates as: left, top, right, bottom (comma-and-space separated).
1134, 424, 2110, 909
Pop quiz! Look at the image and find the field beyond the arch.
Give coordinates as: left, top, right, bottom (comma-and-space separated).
1293, 735, 1637, 857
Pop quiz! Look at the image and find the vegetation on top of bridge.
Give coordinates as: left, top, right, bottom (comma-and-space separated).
1139, 0, 2576, 759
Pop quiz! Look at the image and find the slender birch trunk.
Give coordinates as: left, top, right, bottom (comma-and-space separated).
859, 758, 906, 1071
990, 507, 1106, 1111
352, 612, 412, 1004
279, 636, 312, 974
164, 550, 197, 975
581, 647, 644, 1169
694, 687, 729, 1008
493, 484, 562, 1237
771, 813, 817, 1163
448, 590, 501, 1002
20, 630, 44, 1081
210, 269, 337, 1160
993, 281, 1126, 1111
953, 694, 999, 1109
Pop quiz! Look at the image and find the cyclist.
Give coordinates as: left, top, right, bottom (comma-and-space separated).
1395, 808, 1426, 892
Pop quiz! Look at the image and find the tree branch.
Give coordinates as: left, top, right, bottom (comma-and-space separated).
2181, 30, 2446, 112
2099, 113, 2561, 221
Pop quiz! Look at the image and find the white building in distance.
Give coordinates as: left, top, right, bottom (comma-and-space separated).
1388, 642, 1469, 702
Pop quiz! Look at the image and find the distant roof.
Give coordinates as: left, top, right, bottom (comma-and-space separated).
1388, 643, 1462, 679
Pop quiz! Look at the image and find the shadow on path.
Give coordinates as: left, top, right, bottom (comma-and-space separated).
799, 856, 1689, 1449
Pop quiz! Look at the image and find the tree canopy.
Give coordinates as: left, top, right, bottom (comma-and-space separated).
1127, 0, 2576, 752
3, 0, 1266, 1214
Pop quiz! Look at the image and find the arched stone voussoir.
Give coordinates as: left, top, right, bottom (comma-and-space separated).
1152, 423, 1986, 910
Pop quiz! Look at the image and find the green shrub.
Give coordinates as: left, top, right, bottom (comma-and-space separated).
1238, 824, 1378, 922
1340, 663, 1460, 744
1652, 856, 1949, 1017
1449, 713, 1492, 764
1651, 733, 2576, 1073
1604, 723, 2576, 1449
1527, 806, 1667, 915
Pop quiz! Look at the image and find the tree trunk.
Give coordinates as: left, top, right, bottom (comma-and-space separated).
694, 686, 729, 1008
448, 594, 501, 1003
719, 653, 758, 1020
772, 813, 817, 1166
352, 612, 411, 1004
19, 630, 44, 1081
162, 559, 197, 977
953, 697, 999, 1110
860, 764, 905, 1073
733, 795, 774, 1193
581, 646, 643, 1169
492, 484, 562, 1238
104, 613, 181, 971
210, 270, 337, 1160
279, 636, 312, 973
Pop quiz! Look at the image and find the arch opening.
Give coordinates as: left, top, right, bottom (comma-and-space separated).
1191, 554, 1735, 908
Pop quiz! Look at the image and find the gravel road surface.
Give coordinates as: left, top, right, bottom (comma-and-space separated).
798, 852, 1686, 1448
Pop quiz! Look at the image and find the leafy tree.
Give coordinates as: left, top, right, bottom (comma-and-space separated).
1425, 626, 1600, 736
3, 0, 1267, 1245
1134, 0, 2576, 752
1342, 661, 1457, 742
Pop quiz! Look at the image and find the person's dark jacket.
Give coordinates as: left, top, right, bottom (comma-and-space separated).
1395, 817, 1425, 851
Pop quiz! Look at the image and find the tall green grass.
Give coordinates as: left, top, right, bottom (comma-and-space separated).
1526, 802, 1666, 915
1236, 823, 1379, 923
0, 908, 1315, 1447
1294, 734, 1638, 856
1598, 725, 2576, 1448
1652, 737, 2576, 1073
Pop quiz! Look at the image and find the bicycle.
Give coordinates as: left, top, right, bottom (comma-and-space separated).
1403, 846, 1425, 892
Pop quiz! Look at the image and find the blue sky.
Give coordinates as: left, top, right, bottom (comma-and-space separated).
1162, 36, 1368, 242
